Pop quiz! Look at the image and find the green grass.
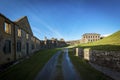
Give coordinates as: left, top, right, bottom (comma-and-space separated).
78, 45, 120, 51
68, 48, 112, 80
78, 30, 120, 50
0, 48, 61, 80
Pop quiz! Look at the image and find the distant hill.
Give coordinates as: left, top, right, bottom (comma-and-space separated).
78, 30, 120, 50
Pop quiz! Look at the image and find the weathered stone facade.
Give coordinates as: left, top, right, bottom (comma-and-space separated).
0, 14, 15, 65
74, 47, 120, 72
0, 13, 66, 65
80, 33, 100, 43
14, 16, 38, 60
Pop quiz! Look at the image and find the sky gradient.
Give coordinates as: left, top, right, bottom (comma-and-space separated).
0, 0, 120, 41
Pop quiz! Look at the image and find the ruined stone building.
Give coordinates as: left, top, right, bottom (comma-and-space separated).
0, 13, 66, 65
44, 37, 66, 48
80, 33, 100, 43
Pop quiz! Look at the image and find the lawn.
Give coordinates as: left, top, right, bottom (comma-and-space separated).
78, 30, 120, 51
0, 48, 61, 80
68, 48, 112, 80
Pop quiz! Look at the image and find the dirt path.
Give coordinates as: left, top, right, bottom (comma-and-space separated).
62, 49, 80, 80
35, 51, 61, 80
35, 48, 81, 80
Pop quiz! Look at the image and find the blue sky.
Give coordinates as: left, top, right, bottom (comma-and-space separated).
0, 0, 120, 41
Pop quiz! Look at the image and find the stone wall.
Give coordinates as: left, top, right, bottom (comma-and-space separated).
91, 50, 120, 72
74, 47, 120, 72
0, 15, 15, 65
74, 48, 84, 58
0, 13, 67, 66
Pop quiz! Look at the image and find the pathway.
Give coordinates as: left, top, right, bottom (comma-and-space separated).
62, 49, 80, 80
35, 51, 61, 80
35, 48, 81, 80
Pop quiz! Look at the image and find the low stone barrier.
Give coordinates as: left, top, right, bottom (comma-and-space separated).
74, 47, 120, 72
91, 50, 120, 72
74, 48, 83, 58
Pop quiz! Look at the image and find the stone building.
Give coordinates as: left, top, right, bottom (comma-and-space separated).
51, 38, 57, 48
0, 13, 41, 65
80, 33, 100, 43
14, 16, 35, 59
58, 38, 66, 47
0, 13, 15, 65
44, 37, 66, 49
0, 13, 66, 66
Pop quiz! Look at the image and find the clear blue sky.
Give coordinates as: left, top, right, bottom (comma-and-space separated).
0, 0, 120, 41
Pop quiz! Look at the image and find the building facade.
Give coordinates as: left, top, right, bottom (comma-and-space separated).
81, 33, 100, 43
0, 14, 15, 65
0, 13, 66, 65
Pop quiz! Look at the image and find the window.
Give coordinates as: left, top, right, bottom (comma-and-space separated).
17, 41, 21, 52
31, 44, 34, 50
18, 29, 21, 37
26, 34, 29, 39
31, 37, 34, 42
4, 22, 11, 34
98, 36, 99, 38
3, 40, 11, 54
52, 40, 54, 44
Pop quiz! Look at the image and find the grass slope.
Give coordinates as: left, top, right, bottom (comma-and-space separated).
78, 30, 120, 50
0, 48, 61, 80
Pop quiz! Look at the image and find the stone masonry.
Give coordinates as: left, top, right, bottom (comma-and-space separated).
0, 13, 66, 66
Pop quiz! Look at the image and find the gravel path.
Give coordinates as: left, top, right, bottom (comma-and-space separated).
62, 49, 80, 80
35, 51, 61, 80
35, 48, 81, 80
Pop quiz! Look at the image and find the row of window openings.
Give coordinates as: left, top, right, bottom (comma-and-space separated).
3, 40, 35, 54
17, 43, 36, 52
84, 36, 99, 38
4, 22, 29, 39
4, 22, 55, 43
